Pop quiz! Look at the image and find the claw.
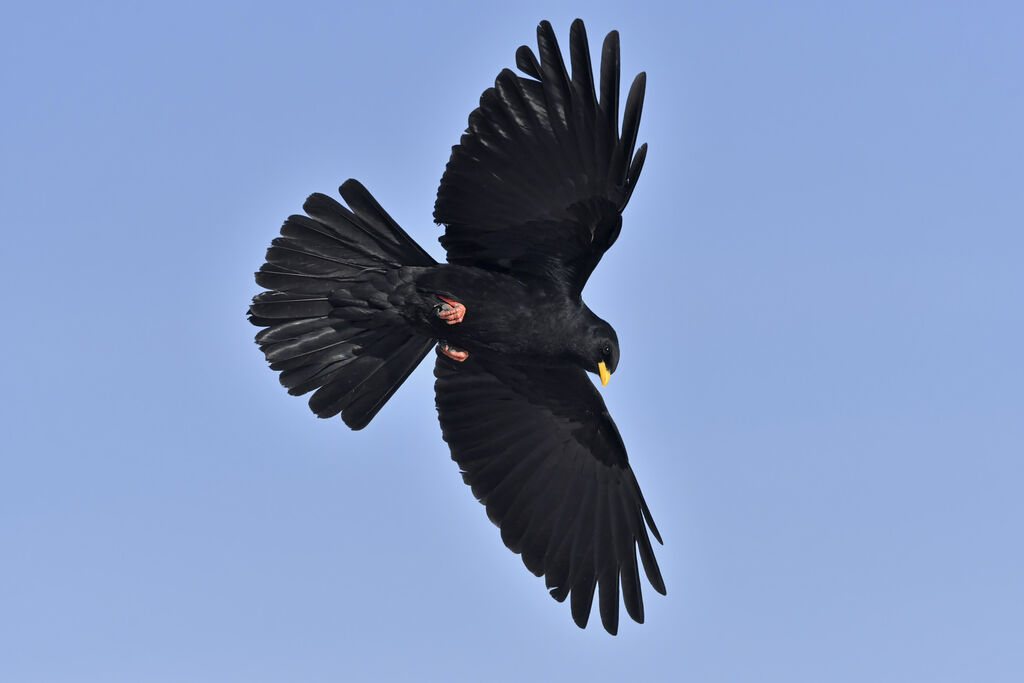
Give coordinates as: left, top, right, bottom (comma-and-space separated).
436, 295, 466, 325
439, 342, 469, 362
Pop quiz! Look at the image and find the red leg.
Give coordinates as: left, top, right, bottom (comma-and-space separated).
439, 343, 469, 362
436, 295, 466, 325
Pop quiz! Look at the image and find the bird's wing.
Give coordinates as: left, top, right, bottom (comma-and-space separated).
433, 350, 665, 634
433, 19, 647, 296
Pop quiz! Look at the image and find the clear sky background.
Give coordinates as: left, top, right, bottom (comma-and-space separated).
2, 1, 1022, 681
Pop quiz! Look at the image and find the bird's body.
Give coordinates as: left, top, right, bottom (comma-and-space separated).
250, 19, 664, 634
391, 265, 610, 366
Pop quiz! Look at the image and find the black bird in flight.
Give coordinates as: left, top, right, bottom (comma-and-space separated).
249, 19, 664, 634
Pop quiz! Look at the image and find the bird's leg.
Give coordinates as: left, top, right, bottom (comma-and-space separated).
435, 295, 466, 325
439, 342, 469, 362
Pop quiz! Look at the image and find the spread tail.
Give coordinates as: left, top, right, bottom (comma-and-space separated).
250, 179, 436, 430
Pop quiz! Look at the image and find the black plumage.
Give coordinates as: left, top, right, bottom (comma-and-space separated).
250, 19, 664, 634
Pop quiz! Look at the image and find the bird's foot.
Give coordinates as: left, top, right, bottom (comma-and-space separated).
435, 296, 466, 325
439, 342, 469, 362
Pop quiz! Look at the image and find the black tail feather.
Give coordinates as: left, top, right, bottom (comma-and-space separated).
251, 181, 437, 429
308, 333, 435, 429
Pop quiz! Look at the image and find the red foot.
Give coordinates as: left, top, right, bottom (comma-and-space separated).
439, 343, 469, 362
436, 295, 466, 325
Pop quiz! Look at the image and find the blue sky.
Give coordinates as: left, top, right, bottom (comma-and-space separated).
2, 1, 1022, 681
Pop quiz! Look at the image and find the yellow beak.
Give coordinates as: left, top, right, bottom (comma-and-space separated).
598, 361, 611, 387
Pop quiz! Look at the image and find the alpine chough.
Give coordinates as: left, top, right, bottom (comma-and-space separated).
249, 19, 664, 634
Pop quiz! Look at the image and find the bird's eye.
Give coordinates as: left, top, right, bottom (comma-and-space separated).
603, 344, 611, 356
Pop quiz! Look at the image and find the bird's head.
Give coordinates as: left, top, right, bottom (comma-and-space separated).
580, 317, 619, 387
